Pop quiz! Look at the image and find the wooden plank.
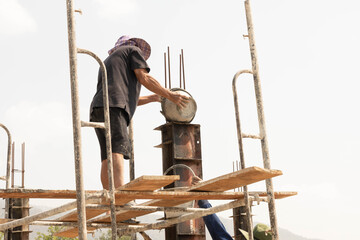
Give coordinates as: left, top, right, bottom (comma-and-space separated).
0, 167, 280, 199
90, 167, 283, 224
90, 191, 296, 224
0, 218, 11, 224
116, 175, 179, 191
53, 226, 97, 238
189, 166, 282, 192
57, 175, 179, 222
0, 175, 180, 199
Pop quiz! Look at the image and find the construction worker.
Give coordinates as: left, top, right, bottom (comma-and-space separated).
90, 35, 189, 190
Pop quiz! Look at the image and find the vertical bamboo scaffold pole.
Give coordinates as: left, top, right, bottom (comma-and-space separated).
244, 1, 279, 239
65, 0, 88, 239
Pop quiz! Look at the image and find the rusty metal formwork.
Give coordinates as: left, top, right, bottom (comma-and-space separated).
231, 1, 280, 240
156, 123, 206, 240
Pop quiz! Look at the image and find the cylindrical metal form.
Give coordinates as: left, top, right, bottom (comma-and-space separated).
65, 1, 87, 239
244, 1, 279, 239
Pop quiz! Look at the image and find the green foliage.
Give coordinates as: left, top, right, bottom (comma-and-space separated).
35, 226, 131, 240
35, 226, 78, 240
95, 229, 131, 240
0, 231, 4, 240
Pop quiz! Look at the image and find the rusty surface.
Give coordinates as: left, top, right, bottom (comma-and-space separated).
158, 123, 205, 240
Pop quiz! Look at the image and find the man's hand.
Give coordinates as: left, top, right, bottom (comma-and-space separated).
168, 91, 190, 109
134, 68, 190, 108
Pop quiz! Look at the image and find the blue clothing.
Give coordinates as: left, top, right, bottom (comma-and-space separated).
198, 200, 233, 240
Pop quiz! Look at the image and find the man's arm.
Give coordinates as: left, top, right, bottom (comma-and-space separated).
134, 68, 189, 108
137, 94, 161, 106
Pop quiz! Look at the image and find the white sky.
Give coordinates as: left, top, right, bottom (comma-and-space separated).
1, 0, 360, 239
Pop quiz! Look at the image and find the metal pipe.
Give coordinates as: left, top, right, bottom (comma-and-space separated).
232, 69, 254, 240
65, 1, 87, 239
0, 123, 12, 240
77, 48, 117, 240
244, 1, 279, 239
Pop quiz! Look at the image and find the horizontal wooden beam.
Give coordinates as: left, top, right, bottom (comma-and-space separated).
0, 189, 296, 200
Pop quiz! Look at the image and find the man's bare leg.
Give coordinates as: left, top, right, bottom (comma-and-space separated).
101, 153, 125, 190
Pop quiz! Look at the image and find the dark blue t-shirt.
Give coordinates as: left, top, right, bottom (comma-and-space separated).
90, 45, 150, 121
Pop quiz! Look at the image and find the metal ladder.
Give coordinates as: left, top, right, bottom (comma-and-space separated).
232, 1, 279, 239
65, 1, 118, 239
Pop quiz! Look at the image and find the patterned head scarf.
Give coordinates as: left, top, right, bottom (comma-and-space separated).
108, 35, 151, 60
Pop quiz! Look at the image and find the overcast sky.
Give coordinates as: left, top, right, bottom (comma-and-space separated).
1, 1, 360, 239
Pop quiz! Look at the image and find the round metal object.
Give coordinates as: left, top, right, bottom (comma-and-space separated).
161, 88, 197, 123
